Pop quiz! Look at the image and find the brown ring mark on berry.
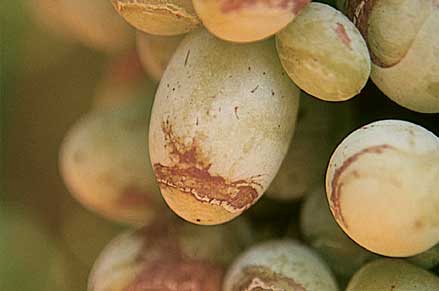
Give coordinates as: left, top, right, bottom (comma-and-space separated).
153, 119, 262, 213
335, 23, 352, 49
233, 266, 306, 291
220, 0, 309, 15
330, 144, 394, 228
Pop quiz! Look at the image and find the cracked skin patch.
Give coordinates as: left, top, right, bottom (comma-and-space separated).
233, 265, 306, 291
153, 119, 263, 225
111, 0, 200, 35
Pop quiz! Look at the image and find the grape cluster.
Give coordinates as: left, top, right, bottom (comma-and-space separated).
43, 0, 439, 290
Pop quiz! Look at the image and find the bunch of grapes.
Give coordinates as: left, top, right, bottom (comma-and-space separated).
37, 0, 439, 289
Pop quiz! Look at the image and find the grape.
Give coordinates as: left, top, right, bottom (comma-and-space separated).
301, 187, 377, 279
149, 29, 300, 225
223, 240, 338, 291
267, 93, 353, 201
60, 91, 164, 226
408, 243, 439, 270
345, 0, 439, 113
276, 2, 370, 101
192, 0, 310, 43
111, 0, 200, 36
136, 32, 183, 81
346, 259, 439, 291
88, 217, 253, 291
326, 120, 439, 256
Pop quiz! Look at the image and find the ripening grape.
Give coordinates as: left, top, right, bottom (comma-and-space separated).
149, 29, 300, 225
267, 94, 353, 200
192, 0, 310, 43
301, 187, 377, 279
345, 0, 439, 113
346, 259, 439, 291
223, 240, 338, 291
88, 217, 253, 291
60, 90, 164, 226
111, 0, 200, 36
276, 3, 370, 101
326, 120, 439, 257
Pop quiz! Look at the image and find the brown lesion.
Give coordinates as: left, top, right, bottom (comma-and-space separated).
125, 224, 224, 291
125, 259, 223, 291
335, 23, 352, 49
330, 144, 394, 228
233, 265, 306, 291
153, 119, 262, 213
220, 0, 310, 14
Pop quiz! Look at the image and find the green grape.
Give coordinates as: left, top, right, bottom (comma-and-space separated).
301, 187, 378, 279
149, 29, 300, 225
59, 88, 164, 226
111, 0, 200, 36
346, 259, 439, 291
267, 93, 353, 201
192, 0, 310, 43
345, 0, 439, 113
326, 120, 439, 257
88, 217, 253, 291
223, 240, 338, 291
408, 243, 439, 270
276, 2, 370, 101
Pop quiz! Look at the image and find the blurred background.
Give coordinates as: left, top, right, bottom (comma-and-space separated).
1, 1, 437, 290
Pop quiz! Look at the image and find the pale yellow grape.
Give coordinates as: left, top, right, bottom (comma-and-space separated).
326, 120, 439, 257
60, 92, 164, 226
88, 218, 253, 291
112, 0, 200, 35
223, 240, 338, 291
346, 259, 439, 291
346, 0, 439, 113
192, 0, 310, 43
149, 29, 299, 225
276, 3, 370, 101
